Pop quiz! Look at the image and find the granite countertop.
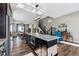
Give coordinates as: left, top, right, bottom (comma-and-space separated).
0, 39, 5, 46
26, 33, 57, 41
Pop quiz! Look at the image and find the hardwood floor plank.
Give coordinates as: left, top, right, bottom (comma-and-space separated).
10, 37, 34, 56
58, 43, 79, 56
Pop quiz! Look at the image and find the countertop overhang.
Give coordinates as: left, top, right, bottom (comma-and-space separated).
26, 33, 57, 41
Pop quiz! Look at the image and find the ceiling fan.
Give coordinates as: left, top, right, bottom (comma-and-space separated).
15, 3, 46, 15
26, 3, 47, 21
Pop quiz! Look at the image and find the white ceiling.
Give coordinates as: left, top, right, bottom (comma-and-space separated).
10, 3, 79, 24
13, 8, 36, 23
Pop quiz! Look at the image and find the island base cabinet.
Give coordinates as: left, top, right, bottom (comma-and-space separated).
48, 44, 57, 56
35, 47, 42, 56
35, 43, 47, 56
35, 44, 57, 56
41, 45, 47, 56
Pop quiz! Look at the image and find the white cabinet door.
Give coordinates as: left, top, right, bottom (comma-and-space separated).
48, 44, 57, 56
35, 47, 42, 56
42, 45, 47, 56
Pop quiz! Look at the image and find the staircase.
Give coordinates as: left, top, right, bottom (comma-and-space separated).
38, 21, 47, 34
38, 21, 56, 35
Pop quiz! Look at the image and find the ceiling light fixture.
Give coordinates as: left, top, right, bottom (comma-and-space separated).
26, 3, 46, 14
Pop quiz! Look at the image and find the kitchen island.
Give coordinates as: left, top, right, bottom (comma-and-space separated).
26, 33, 57, 56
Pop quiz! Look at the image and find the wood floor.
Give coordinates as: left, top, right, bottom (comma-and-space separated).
10, 36, 79, 56
58, 43, 79, 56
10, 36, 34, 56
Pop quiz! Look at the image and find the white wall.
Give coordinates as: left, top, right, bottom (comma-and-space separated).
53, 11, 79, 43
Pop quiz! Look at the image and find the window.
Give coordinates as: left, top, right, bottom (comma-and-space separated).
17, 24, 24, 33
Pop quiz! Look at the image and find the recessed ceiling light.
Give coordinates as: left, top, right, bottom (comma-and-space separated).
37, 11, 43, 15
